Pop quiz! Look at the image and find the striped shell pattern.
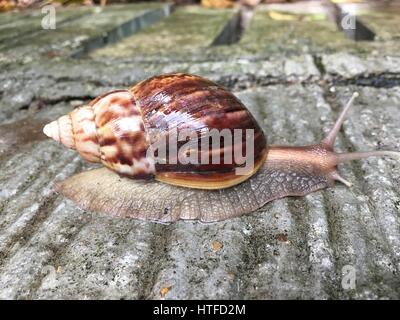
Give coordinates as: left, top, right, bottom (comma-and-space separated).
43, 73, 267, 189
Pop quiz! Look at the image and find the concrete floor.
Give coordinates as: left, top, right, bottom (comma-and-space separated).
0, 2, 399, 299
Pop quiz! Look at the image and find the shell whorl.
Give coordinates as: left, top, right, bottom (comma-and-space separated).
70, 105, 101, 162
130, 73, 268, 188
43, 115, 75, 150
43, 90, 155, 178
91, 90, 155, 177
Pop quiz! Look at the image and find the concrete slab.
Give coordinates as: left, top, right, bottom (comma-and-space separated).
0, 82, 399, 299
0, 3, 399, 300
322, 53, 400, 78
0, 7, 92, 43
351, 8, 400, 56
236, 6, 354, 56
90, 6, 235, 60
352, 8, 400, 42
0, 54, 322, 123
0, 3, 169, 64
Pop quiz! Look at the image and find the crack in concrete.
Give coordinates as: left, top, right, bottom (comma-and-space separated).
332, 73, 400, 88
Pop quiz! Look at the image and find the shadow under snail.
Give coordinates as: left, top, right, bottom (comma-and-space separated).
43, 73, 399, 223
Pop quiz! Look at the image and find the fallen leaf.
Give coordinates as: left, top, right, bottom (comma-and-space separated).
212, 241, 223, 252
268, 11, 298, 21
160, 286, 171, 298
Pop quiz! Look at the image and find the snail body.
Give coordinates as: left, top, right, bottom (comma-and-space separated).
44, 73, 399, 223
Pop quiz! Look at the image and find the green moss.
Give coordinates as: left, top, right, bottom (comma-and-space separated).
353, 9, 400, 56
91, 6, 234, 58
0, 3, 166, 63
358, 9, 400, 41
238, 10, 356, 55
0, 7, 91, 43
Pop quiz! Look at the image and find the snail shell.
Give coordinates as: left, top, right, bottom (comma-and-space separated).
44, 73, 267, 189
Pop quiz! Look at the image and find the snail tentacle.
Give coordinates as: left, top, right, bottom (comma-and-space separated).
321, 92, 359, 148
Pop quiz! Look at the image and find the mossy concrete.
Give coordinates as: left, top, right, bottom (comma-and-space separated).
207, 5, 400, 60
0, 3, 400, 300
0, 83, 399, 299
354, 8, 400, 56
238, 8, 354, 55
0, 7, 93, 43
91, 6, 235, 60
357, 8, 400, 42
0, 3, 167, 64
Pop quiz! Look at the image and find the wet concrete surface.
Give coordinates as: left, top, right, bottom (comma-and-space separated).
0, 2, 399, 299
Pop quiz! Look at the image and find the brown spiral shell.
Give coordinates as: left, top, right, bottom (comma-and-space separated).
43, 73, 268, 189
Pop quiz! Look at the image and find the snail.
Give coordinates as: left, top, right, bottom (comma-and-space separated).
43, 73, 399, 223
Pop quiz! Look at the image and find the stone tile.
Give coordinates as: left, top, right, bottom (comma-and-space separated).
0, 3, 168, 64
0, 83, 399, 299
235, 5, 354, 57
0, 2, 399, 300
322, 53, 400, 78
90, 6, 235, 60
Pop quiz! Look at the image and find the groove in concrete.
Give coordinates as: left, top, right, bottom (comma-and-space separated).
71, 4, 173, 58
324, 0, 375, 41
211, 6, 254, 46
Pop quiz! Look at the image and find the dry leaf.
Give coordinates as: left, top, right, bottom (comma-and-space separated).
201, 0, 234, 9
212, 241, 223, 252
160, 286, 171, 298
268, 11, 298, 21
